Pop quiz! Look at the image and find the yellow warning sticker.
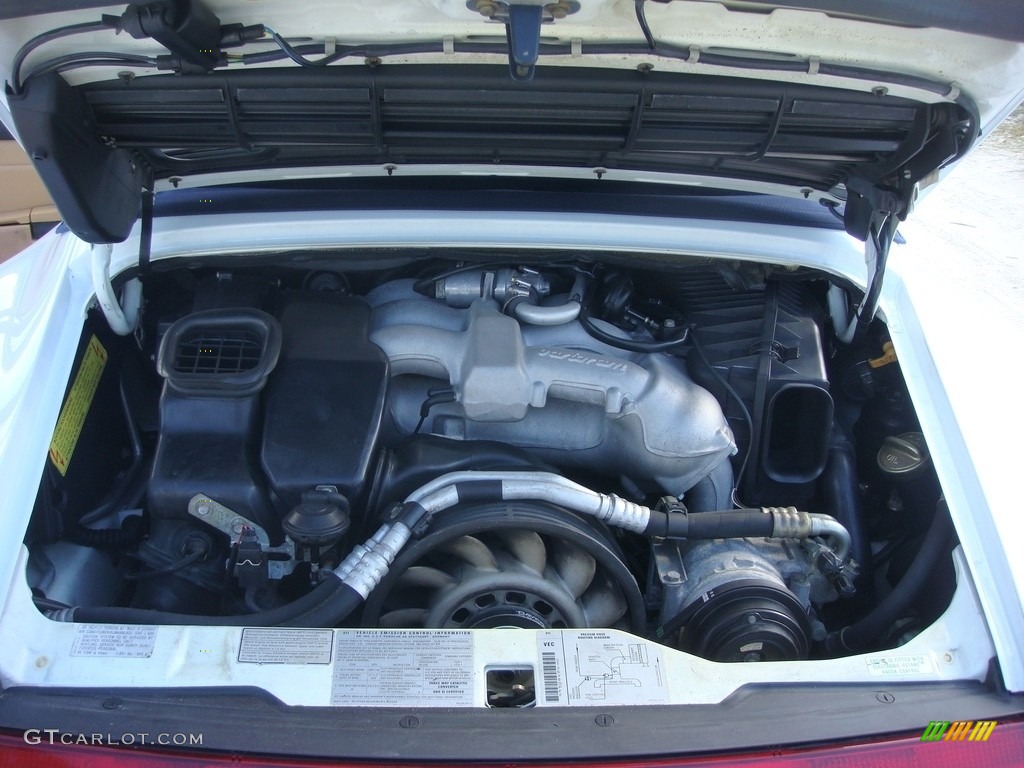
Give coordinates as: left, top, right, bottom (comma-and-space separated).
48, 335, 108, 476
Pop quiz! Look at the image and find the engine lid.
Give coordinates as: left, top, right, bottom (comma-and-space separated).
1, 0, 1023, 244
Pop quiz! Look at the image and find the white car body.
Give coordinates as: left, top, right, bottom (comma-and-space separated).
0, 0, 1023, 760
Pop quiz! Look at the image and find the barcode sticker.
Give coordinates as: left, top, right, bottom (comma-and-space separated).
541, 650, 562, 703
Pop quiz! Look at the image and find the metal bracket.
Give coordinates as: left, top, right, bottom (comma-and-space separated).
506, 4, 544, 82
188, 493, 296, 578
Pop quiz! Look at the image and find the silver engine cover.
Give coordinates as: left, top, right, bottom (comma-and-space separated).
368, 280, 736, 495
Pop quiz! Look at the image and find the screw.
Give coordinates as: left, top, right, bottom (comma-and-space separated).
231, 518, 246, 534
637, 62, 654, 73
595, 714, 614, 727
548, 2, 571, 20
663, 570, 681, 584
399, 715, 420, 729
118, 71, 136, 84
875, 692, 895, 704
196, 504, 212, 516
943, 652, 953, 663
475, 1, 498, 18
872, 86, 889, 98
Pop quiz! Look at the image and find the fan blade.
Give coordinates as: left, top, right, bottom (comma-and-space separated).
493, 529, 547, 574
395, 565, 457, 591
441, 535, 499, 571
378, 608, 429, 628
580, 572, 628, 627
550, 538, 597, 599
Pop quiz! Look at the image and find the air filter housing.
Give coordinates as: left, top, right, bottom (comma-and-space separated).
148, 309, 282, 536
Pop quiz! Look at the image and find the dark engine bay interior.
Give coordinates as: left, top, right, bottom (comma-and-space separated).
27, 254, 954, 670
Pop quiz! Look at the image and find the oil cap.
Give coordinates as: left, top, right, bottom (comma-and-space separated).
877, 432, 929, 480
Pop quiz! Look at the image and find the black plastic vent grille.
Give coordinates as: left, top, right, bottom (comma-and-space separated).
78, 65, 950, 192
174, 328, 265, 375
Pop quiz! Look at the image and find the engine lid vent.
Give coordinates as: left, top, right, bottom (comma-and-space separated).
158, 309, 282, 396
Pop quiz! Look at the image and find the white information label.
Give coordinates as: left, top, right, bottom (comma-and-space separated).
238, 628, 334, 664
70, 624, 157, 658
866, 654, 936, 677
537, 631, 669, 706
332, 630, 474, 707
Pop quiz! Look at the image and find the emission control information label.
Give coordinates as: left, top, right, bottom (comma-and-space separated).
537, 630, 669, 706
238, 628, 333, 664
866, 654, 936, 677
331, 630, 473, 706
48, 335, 107, 476
70, 624, 157, 658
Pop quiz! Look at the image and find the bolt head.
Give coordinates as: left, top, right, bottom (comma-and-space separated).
475, 1, 498, 17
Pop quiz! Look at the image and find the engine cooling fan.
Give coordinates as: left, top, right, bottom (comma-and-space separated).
362, 502, 645, 632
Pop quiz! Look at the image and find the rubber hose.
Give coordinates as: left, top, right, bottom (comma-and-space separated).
644, 509, 774, 539
512, 299, 581, 326
579, 310, 690, 353
828, 502, 953, 653
822, 430, 872, 582
686, 510, 775, 539
79, 379, 146, 526
67, 574, 360, 627
69, 516, 145, 550
684, 460, 735, 514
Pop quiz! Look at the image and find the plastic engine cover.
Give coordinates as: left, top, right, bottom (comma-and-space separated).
260, 293, 389, 510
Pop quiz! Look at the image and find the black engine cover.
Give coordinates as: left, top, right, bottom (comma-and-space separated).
260, 293, 389, 511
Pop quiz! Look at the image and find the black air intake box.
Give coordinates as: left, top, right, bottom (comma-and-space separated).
687, 280, 832, 505
260, 293, 389, 511
148, 309, 281, 535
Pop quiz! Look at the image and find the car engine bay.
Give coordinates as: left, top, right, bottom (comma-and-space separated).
26, 255, 954, 665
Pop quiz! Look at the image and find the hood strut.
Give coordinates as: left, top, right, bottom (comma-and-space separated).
834, 182, 902, 344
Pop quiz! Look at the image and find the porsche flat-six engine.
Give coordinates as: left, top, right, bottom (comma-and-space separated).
29, 259, 946, 666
